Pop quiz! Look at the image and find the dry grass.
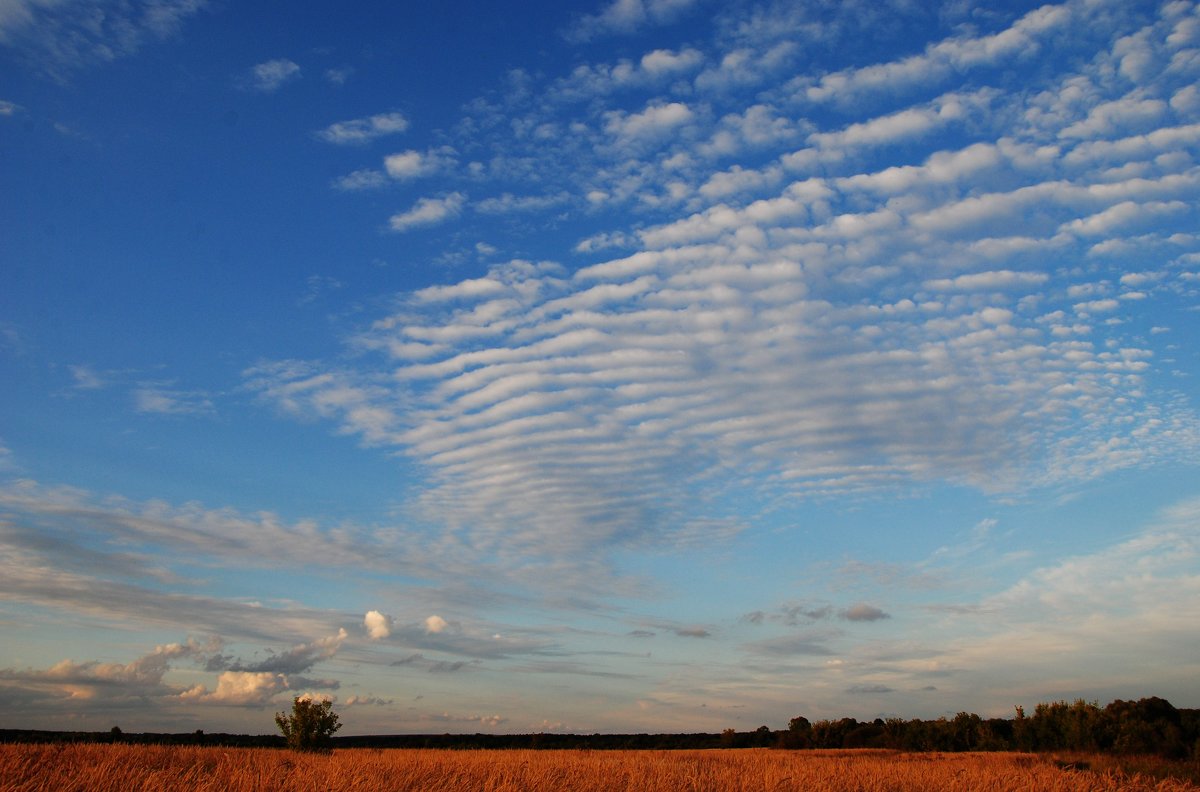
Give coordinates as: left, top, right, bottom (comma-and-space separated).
2, 744, 1197, 792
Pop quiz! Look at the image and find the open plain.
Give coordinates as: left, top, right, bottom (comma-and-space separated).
3, 744, 1198, 792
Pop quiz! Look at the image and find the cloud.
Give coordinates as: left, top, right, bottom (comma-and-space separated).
839, 604, 891, 622
475, 192, 571, 215
387, 652, 476, 674
221, 630, 347, 675
746, 633, 838, 658
181, 671, 288, 705
317, 112, 409, 145
566, 0, 699, 41
796, 2, 1072, 105
807, 93, 978, 151
694, 42, 798, 93
548, 47, 704, 101
424, 615, 449, 634
912, 497, 1200, 707
68, 364, 106, 390
383, 147, 457, 180
1059, 97, 1169, 140
923, 270, 1050, 292
245, 59, 300, 93
242, 0, 1200, 604
0, 0, 208, 78
0, 631, 347, 714
0, 479, 431, 625
332, 169, 388, 192
388, 193, 466, 232
641, 47, 704, 77
133, 384, 214, 415
0, 638, 216, 706
364, 610, 393, 640
604, 102, 694, 146
343, 694, 393, 707
325, 66, 353, 85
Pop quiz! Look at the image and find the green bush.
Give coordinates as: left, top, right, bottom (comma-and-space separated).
275, 696, 342, 752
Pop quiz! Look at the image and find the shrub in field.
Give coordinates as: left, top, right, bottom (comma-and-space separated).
275, 695, 341, 752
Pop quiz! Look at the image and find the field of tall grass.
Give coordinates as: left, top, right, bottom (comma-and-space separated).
2, 744, 1196, 791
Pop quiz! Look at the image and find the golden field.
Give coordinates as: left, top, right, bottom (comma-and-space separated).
2, 744, 1197, 792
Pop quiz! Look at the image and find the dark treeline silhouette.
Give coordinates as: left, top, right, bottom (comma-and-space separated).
2, 697, 1195, 757
774, 697, 1198, 759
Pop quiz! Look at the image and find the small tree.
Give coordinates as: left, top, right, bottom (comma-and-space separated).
275, 696, 341, 752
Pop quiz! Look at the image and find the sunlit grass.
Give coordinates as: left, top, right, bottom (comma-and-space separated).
2, 744, 1197, 791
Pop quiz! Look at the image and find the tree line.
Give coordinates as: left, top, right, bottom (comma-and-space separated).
765, 697, 1198, 758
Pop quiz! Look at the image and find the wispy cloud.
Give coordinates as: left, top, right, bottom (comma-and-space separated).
0, 0, 208, 78
317, 112, 410, 145
388, 192, 466, 232
244, 58, 300, 92
566, 0, 700, 42
133, 384, 214, 415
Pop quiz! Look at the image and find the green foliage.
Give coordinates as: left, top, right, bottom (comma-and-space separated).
274, 696, 342, 753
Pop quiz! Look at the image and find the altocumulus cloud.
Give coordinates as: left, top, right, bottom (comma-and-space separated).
244, 0, 1200, 581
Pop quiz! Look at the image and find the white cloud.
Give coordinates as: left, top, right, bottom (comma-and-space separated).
1073, 298, 1120, 314
69, 364, 106, 390
0, 0, 207, 76
424, 615, 449, 634
1059, 96, 1169, 140
317, 112, 410, 145
240, 0, 1200, 587
640, 47, 703, 77
133, 385, 214, 416
808, 93, 980, 151
931, 497, 1200, 704
183, 671, 288, 705
245, 59, 300, 93
1063, 124, 1200, 166
798, 3, 1072, 105
566, 0, 699, 41
604, 102, 694, 145
1171, 85, 1200, 115
475, 192, 570, 214
324, 66, 353, 85
923, 270, 1050, 292
551, 47, 704, 100
1062, 200, 1189, 236
383, 147, 456, 180
332, 169, 388, 192
0, 638, 214, 705
364, 610, 393, 640
388, 193, 466, 232
694, 42, 797, 92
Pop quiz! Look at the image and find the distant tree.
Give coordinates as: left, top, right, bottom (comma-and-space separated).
275, 696, 342, 752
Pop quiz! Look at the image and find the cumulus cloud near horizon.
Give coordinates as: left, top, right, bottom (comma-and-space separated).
365, 610, 393, 640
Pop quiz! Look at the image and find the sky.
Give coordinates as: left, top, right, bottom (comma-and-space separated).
1, 0, 1198, 736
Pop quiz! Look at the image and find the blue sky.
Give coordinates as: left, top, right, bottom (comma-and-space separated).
1, 0, 1198, 735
